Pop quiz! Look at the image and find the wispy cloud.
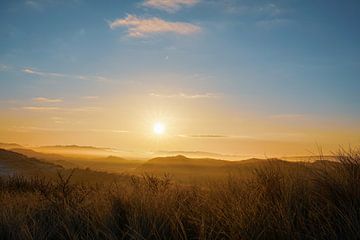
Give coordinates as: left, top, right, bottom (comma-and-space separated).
109, 14, 201, 38
25, 0, 43, 10
22, 68, 64, 77
149, 92, 218, 99
269, 114, 306, 120
178, 134, 229, 138
22, 67, 112, 83
177, 133, 256, 139
51, 116, 65, 124
89, 129, 129, 134
0, 64, 9, 72
256, 18, 292, 29
22, 106, 60, 111
32, 97, 63, 103
10, 126, 129, 134
214, 1, 284, 16
81, 96, 99, 100
255, 3, 283, 16
25, 0, 80, 10
11, 126, 67, 133
67, 107, 102, 112
22, 106, 101, 112
142, 0, 199, 12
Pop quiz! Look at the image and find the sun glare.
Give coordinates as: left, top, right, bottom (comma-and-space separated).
153, 122, 166, 135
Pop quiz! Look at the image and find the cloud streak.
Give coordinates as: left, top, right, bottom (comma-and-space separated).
22, 67, 112, 83
81, 96, 99, 100
0, 64, 9, 72
269, 114, 306, 120
89, 129, 129, 134
22, 68, 65, 77
22, 106, 101, 113
109, 14, 201, 38
142, 0, 199, 12
256, 18, 292, 29
149, 92, 218, 99
32, 97, 63, 103
180, 134, 229, 138
10, 126, 129, 134
23, 106, 60, 111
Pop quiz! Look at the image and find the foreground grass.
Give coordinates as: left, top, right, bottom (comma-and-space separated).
0, 149, 360, 239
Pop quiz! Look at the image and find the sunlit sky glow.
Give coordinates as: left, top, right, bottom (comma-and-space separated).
0, 0, 359, 157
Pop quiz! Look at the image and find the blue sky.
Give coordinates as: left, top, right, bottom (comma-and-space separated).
0, 0, 359, 155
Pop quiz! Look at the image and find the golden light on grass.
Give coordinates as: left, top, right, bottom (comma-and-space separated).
153, 122, 166, 135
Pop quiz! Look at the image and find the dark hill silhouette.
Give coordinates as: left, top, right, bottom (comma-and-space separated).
0, 144, 340, 182
136, 155, 335, 183
136, 155, 269, 182
145, 155, 229, 167
0, 148, 62, 176
36, 145, 114, 157
37, 145, 113, 151
11, 148, 67, 161
11, 147, 144, 173
77, 155, 144, 173
0, 142, 23, 150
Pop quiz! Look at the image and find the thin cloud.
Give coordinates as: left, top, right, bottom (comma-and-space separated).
149, 92, 218, 99
0, 64, 9, 72
256, 3, 283, 16
22, 68, 65, 77
89, 129, 129, 134
25, 0, 43, 10
270, 114, 306, 120
23, 106, 60, 111
22, 106, 101, 112
256, 18, 292, 29
142, 0, 199, 12
82, 96, 99, 100
68, 107, 101, 113
11, 126, 129, 134
32, 97, 63, 103
178, 134, 229, 138
208, 1, 286, 17
25, 0, 80, 10
22, 67, 112, 83
11, 126, 67, 133
190, 134, 229, 138
109, 14, 201, 38
51, 116, 65, 124
177, 134, 256, 139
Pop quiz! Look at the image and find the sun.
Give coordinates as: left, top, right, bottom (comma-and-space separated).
153, 122, 166, 135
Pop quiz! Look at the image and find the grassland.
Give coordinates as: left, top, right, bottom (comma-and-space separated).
0, 148, 359, 239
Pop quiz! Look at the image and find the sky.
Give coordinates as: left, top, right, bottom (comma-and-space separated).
0, 0, 360, 157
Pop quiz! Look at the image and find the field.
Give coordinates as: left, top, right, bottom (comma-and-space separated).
0, 148, 359, 239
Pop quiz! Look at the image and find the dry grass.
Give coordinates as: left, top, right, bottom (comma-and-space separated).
0, 148, 360, 239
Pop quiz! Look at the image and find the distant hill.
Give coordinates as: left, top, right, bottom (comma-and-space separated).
75, 155, 145, 173
11, 148, 67, 161
11, 148, 144, 173
0, 143, 340, 183
35, 145, 117, 158
38, 145, 112, 151
0, 142, 23, 150
136, 155, 261, 182
140, 155, 284, 170
282, 155, 336, 162
0, 149, 63, 176
136, 155, 333, 183
145, 155, 229, 167
154, 151, 249, 160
